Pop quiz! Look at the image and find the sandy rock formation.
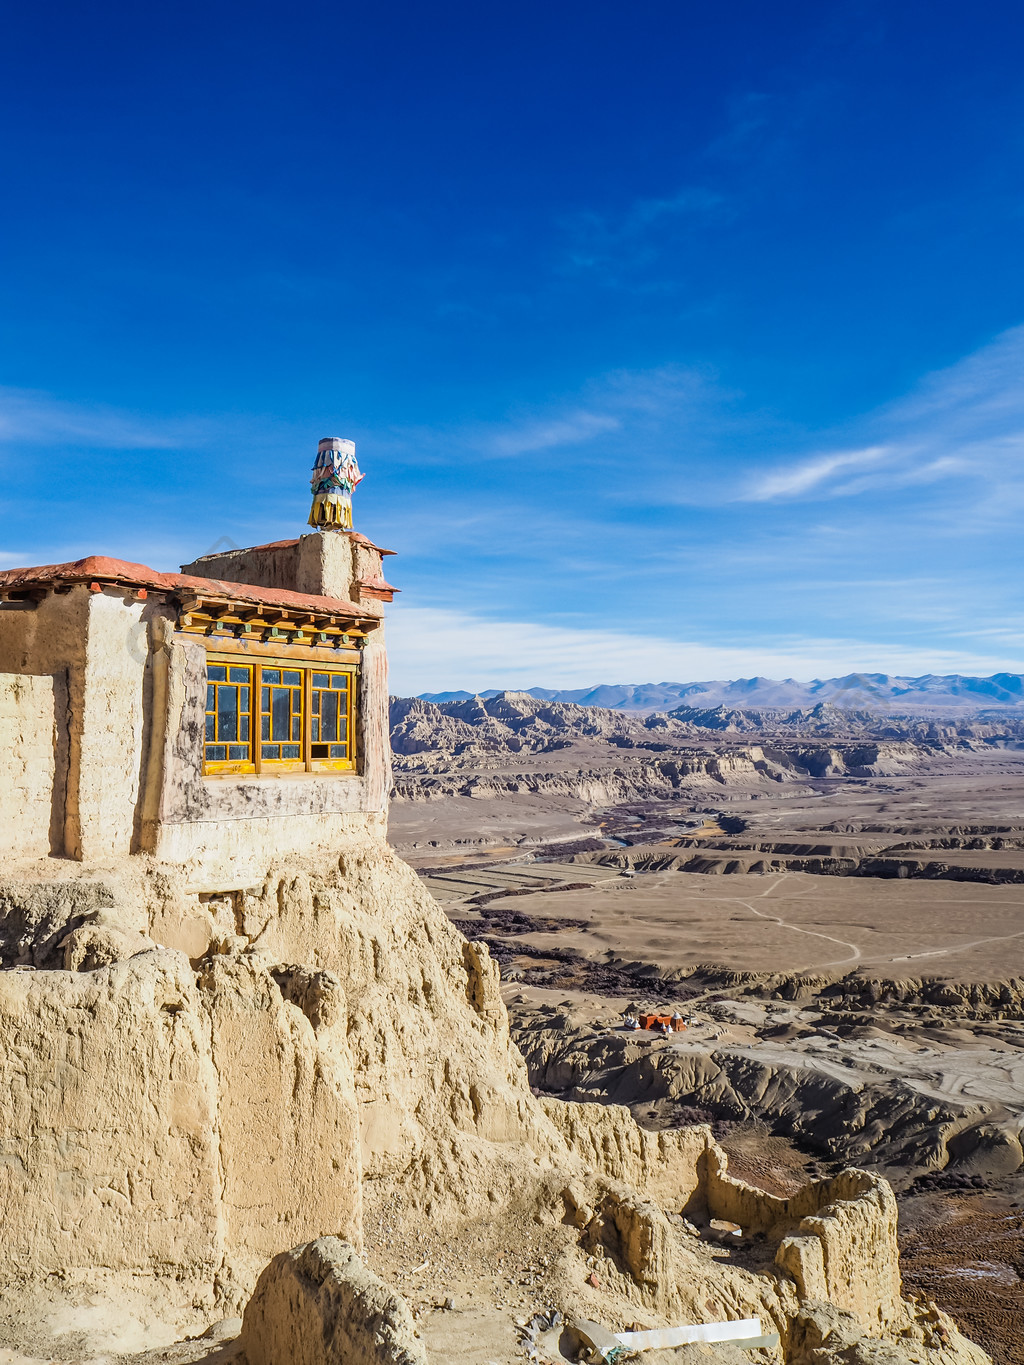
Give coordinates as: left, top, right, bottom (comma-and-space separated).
240, 1238, 425, 1365
0, 837, 991, 1362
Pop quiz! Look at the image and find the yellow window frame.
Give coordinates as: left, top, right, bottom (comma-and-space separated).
202, 652, 357, 776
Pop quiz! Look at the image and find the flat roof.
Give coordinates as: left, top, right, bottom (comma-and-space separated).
188, 531, 397, 559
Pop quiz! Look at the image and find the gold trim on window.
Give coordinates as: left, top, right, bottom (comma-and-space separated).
202, 652, 357, 776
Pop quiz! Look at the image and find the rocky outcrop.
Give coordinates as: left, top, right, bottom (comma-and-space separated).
391, 690, 1019, 760
0, 839, 992, 1361
575, 841, 1024, 884
240, 1238, 426, 1365
516, 1016, 1024, 1178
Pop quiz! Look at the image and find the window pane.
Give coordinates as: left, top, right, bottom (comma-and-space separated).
281, 744, 300, 759
320, 690, 339, 741
228, 745, 248, 761
331, 675, 348, 691
271, 687, 290, 739
291, 715, 301, 741
262, 744, 278, 759
208, 664, 227, 682
205, 713, 215, 741
240, 716, 250, 741
261, 713, 270, 740
217, 687, 238, 742
263, 668, 281, 685
312, 673, 330, 689
329, 743, 347, 758
282, 670, 301, 686
229, 665, 249, 684
207, 744, 227, 761
311, 714, 320, 741
206, 684, 216, 710
239, 686, 250, 711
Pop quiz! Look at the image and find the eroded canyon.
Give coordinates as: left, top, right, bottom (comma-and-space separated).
391, 690, 1024, 1363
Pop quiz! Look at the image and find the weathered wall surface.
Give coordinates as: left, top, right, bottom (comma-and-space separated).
0, 587, 153, 861
0, 592, 88, 858
184, 530, 395, 817
143, 530, 393, 883
142, 617, 390, 888
541, 1096, 710, 1210
201, 953, 362, 1284
77, 592, 149, 860
0, 946, 361, 1300
0, 672, 59, 859
0, 951, 225, 1283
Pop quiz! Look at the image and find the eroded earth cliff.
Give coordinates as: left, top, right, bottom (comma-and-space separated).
0, 826, 993, 1363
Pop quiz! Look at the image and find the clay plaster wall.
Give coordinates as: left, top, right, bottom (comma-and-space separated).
0, 673, 60, 859
148, 529, 392, 884
179, 534, 393, 817
0, 592, 88, 858
181, 530, 387, 617
141, 626, 390, 887
77, 591, 149, 859
0, 947, 361, 1294
0, 588, 154, 860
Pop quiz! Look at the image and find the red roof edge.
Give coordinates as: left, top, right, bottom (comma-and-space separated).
0, 556, 374, 620
347, 531, 397, 556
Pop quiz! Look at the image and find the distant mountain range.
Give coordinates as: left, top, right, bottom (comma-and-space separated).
418, 673, 1024, 712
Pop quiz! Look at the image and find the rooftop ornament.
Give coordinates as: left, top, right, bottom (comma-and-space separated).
309, 436, 364, 531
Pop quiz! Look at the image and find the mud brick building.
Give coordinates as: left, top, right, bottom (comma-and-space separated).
0, 528, 397, 891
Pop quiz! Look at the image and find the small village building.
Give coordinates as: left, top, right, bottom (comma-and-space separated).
0, 517, 398, 889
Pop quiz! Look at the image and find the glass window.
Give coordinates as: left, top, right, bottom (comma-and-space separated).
204, 662, 254, 771
260, 671, 303, 763
203, 658, 356, 775
309, 670, 351, 764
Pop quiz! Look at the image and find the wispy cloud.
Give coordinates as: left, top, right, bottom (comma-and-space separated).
560, 186, 725, 276
0, 386, 190, 449
484, 410, 620, 457
376, 363, 733, 475
386, 603, 1024, 696
740, 325, 1024, 507
744, 446, 890, 500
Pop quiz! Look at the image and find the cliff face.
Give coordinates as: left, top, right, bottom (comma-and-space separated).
0, 836, 991, 1362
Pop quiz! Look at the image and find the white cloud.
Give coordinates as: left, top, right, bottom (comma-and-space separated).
739, 325, 1024, 506
743, 446, 889, 501
485, 410, 620, 457
0, 386, 189, 449
385, 603, 1024, 696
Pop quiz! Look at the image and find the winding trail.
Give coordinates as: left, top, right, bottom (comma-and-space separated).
659, 871, 1024, 970
725, 874, 863, 969
883, 928, 1024, 966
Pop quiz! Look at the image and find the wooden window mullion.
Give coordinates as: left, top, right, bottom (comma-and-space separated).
349, 667, 356, 770
303, 667, 312, 771
253, 663, 263, 775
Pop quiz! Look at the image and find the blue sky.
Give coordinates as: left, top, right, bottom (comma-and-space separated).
3, 1, 1024, 694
